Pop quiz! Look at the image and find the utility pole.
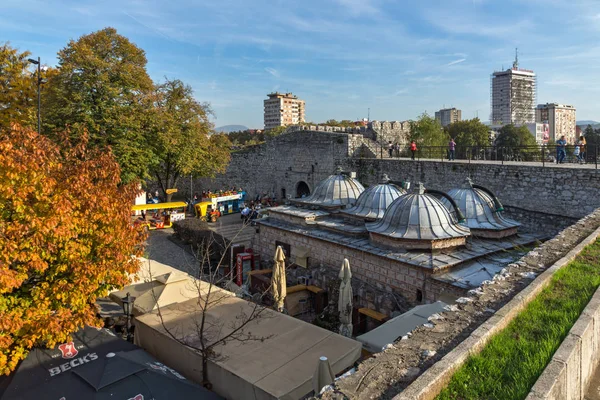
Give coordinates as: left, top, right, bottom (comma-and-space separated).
367, 108, 370, 122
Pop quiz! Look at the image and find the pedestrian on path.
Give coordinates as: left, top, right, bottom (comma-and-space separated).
574, 142, 581, 163
579, 135, 587, 163
388, 141, 393, 157
449, 138, 456, 161
556, 135, 567, 164
410, 140, 417, 160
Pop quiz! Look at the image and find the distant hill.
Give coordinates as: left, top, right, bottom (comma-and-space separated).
577, 120, 599, 127
215, 125, 248, 133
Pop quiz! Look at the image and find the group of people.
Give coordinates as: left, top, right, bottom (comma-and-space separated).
556, 135, 587, 164
241, 202, 261, 225
387, 139, 457, 161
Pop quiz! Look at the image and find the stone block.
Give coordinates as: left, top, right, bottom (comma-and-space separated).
553, 334, 582, 400
573, 307, 598, 394
529, 360, 568, 400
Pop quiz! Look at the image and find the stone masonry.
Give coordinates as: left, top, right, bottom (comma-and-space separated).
199, 126, 600, 219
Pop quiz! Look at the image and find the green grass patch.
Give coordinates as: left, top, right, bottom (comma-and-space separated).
436, 239, 600, 400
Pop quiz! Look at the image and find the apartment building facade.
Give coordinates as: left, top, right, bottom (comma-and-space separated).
264, 92, 305, 130
434, 108, 462, 127
535, 103, 577, 144
490, 55, 537, 125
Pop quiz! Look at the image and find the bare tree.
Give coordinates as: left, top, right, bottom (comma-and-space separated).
147, 224, 273, 389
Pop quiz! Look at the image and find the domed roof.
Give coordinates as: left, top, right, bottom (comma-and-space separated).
341, 174, 407, 220
366, 183, 470, 248
440, 178, 520, 236
295, 167, 364, 209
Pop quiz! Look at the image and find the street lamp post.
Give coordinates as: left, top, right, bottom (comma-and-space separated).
27, 57, 44, 134
121, 292, 136, 342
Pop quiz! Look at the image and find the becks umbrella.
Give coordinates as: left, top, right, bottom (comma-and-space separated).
271, 245, 287, 312
0, 326, 221, 400
338, 258, 353, 337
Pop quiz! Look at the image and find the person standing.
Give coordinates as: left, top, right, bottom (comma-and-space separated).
556, 135, 567, 164
410, 140, 417, 160
394, 142, 400, 157
574, 142, 581, 163
579, 135, 587, 163
388, 141, 393, 157
449, 138, 456, 161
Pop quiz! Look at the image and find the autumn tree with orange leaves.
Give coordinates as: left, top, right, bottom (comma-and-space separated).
0, 124, 144, 375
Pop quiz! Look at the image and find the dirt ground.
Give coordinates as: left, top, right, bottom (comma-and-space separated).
322, 210, 600, 400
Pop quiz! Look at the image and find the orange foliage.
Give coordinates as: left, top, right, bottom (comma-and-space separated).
0, 124, 144, 374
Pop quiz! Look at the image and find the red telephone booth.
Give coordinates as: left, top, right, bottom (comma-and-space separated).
236, 253, 253, 286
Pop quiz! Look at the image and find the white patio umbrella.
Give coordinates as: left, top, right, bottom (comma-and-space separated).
312, 356, 335, 395
272, 245, 287, 312
338, 258, 353, 337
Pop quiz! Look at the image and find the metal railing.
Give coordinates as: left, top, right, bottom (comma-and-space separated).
375, 144, 598, 169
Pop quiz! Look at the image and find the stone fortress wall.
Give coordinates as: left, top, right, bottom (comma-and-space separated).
199, 125, 600, 220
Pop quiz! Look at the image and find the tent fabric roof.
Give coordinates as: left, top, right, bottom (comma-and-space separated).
356, 301, 447, 353
109, 270, 202, 316
135, 295, 362, 400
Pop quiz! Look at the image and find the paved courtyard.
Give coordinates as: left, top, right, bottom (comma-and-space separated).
144, 213, 256, 272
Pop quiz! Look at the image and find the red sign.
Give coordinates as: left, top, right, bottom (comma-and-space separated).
58, 342, 78, 359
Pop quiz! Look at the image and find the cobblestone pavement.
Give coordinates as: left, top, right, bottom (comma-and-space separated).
145, 228, 196, 272
144, 213, 255, 272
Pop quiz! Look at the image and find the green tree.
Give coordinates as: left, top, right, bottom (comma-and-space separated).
150, 79, 231, 202
495, 124, 538, 161
410, 113, 447, 158
265, 125, 287, 138
43, 27, 155, 183
0, 43, 37, 130
445, 118, 490, 147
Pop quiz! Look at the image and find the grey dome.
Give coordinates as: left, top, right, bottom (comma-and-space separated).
295, 167, 364, 208
341, 175, 406, 220
440, 178, 520, 237
366, 183, 470, 249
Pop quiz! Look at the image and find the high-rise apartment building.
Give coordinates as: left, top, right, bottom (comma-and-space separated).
434, 108, 462, 127
536, 103, 577, 143
490, 51, 537, 125
263, 92, 305, 130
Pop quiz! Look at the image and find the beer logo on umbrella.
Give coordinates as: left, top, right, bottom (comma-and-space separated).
58, 342, 78, 359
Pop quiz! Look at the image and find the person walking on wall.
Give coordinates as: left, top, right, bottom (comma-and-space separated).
388, 141, 393, 157
574, 141, 581, 163
579, 135, 587, 163
410, 140, 417, 160
556, 135, 567, 164
394, 142, 400, 157
449, 138, 456, 161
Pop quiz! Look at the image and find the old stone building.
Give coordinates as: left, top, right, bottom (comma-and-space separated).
254, 169, 544, 317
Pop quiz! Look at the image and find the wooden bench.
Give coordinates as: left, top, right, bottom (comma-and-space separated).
358, 307, 388, 322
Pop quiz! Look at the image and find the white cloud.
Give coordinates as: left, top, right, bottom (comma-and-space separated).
446, 58, 466, 66
264, 67, 280, 78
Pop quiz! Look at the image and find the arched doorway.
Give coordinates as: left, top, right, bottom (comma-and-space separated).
296, 181, 311, 198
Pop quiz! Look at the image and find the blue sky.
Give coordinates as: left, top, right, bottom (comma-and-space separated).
2, 0, 599, 128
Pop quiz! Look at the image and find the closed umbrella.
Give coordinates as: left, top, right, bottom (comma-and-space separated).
312, 356, 335, 395
338, 258, 353, 337
272, 245, 287, 312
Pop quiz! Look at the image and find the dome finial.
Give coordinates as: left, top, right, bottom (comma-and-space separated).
335, 166, 344, 175
462, 177, 474, 189
380, 174, 391, 184
412, 182, 426, 195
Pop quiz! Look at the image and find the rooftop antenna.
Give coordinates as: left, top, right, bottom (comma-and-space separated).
367, 108, 370, 121
513, 48, 519, 69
